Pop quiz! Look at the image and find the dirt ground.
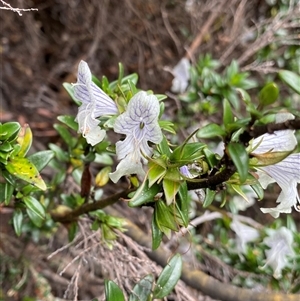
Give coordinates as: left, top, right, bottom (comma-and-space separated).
1, 0, 299, 300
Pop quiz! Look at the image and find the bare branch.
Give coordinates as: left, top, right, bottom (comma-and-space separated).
0, 0, 38, 16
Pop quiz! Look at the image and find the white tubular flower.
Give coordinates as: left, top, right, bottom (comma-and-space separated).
170, 58, 191, 93
109, 91, 163, 183
262, 227, 294, 279
74, 60, 118, 146
259, 154, 300, 217
252, 112, 300, 218
230, 218, 260, 255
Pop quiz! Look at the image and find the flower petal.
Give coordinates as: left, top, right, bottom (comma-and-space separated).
230, 218, 260, 254
253, 130, 297, 154
252, 112, 296, 154
109, 151, 145, 183
74, 60, 118, 116
262, 227, 294, 278
170, 58, 191, 93
258, 153, 300, 217
111, 91, 163, 181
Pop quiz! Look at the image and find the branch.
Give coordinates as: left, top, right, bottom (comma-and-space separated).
240, 118, 300, 143
51, 118, 300, 221
187, 118, 300, 191
51, 188, 133, 223
0, 0, 38, 16
186, 163, 236, 191
104, 206, 300, 301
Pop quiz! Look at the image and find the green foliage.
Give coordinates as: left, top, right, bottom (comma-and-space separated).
105, 254, 182, 300
179, 55, 257, 113
1, 49, 300, 300
129, 274, 154, 301
228, 142, 249, 183
152, 254, 182, 298
105, 280, 125, 301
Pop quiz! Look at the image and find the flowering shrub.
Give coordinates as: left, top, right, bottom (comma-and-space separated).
1, 56, 300, 299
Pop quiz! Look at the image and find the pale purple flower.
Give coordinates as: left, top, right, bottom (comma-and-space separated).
109, 91, 163, 183
230, 218, 260, 255
262, 227, 294, 279
73, 60, 118, 145
170, 58, 191, 93
251, 112, 300, 218
179, 165, 194, 178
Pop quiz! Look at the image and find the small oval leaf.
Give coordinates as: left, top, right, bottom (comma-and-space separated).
153, 254, 182, 298
0, 122, 21, 141
197, 124, 226, 139
13, 209, 23, 236
258, 82, 279, 106
105, 280, 125, 301
129, 274, 153, 301
5, 157, 47, 190
203, 188, 216, 208
57, 115, 79, 131
28, 150, 55, 172
16, 124, 32, 157
151, 215, 163, 250
23, 196, 45, 220
279, 70, 300, 94
228, 142, 249, 183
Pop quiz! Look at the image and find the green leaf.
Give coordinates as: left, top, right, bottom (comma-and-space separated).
157, 136, 172, 157
121, 73, 138, 86
148, 159, 167, 187
197, 123, 226, 139
15, 124, 33, 157
128, 181, 160, 207
28, 150, 54, 172
129, 274, 153, 301
152, 214, 163, 250
203, 148, 218, 168
279, 70, 300, 94
105, 280, 125, 301
26, 207, 44, 227
63, 82, 81, 105
155, 200, 178, 233
68, 222, 78, 242
92, 75, 102, 87
118, 62, 125, 83
13, 209, 23, 236
228, 142, 249, 183
0, 183, 14, 205
223, 98, 234, 126
53, 124, 76, 147
250, 150, 293, 167
153, 254, 182, 298
163, 178, 180, 205
231, 184, 252, 203
23, 196, 45, 220
251, 182, 264, 200
159, 120, 176, 134
203, 188, 216, 207
0, 141, 14, 152
171, 142, 205, 163
0, 122, 20, 141
57, 115, 79, 132
49, 143, 69, 162
236, 88, 251, 104
5, 157, 47, 190
177, 182, 189, 227
258, 82, 279, 106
